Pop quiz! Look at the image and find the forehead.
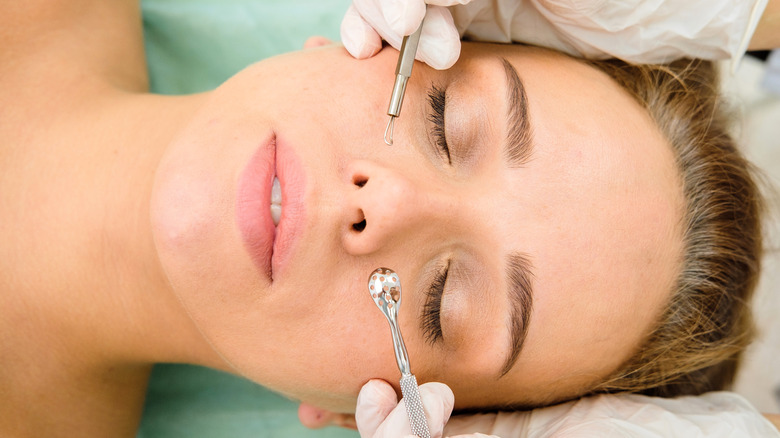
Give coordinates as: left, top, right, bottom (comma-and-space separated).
455, 44, 685, 405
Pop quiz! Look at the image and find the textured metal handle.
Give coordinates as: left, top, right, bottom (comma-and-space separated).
395, 24, 423, 77
400, 373, 430, 438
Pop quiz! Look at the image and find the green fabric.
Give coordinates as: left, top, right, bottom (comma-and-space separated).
138, 1, 357, 436
138, 365, 357, 438
142, 0, 351, 94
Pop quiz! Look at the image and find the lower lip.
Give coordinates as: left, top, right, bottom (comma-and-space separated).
236, 133, 306, 280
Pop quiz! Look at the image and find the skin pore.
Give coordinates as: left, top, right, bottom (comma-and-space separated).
1, 1, 726, 436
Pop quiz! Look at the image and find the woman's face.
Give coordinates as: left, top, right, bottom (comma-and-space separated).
150, 42, 683, 411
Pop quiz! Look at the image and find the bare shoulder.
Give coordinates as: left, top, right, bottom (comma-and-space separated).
0, 0, 149, 168
1, 0, 148, 95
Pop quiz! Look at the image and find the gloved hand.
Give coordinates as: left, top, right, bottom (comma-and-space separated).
341, 0, 770, 68
301, 382, 779, 437
341, 0, 470, 69
355, 379, 498, 438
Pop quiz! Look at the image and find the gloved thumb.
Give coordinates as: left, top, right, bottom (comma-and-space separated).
416, 5, 461, 69
381, 0, 475, 37
356, 379, 399, 436
341, 4, 384, 60
381, 0, 428, 37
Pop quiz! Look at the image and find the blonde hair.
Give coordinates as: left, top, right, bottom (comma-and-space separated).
587, 58, 764, 396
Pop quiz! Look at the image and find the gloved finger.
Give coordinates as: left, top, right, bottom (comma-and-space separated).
417, 5, 461, 69
358, 380, 455, 438
341, 3, 384, 60
349, 0, 462, 68
352, 0, 406, 49
356, 379, 400, 437
379, 0, 428, 37
373, 382, 455, 438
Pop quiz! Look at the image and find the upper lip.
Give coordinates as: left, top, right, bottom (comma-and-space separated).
269, 134, 305, 280
270, 159, 280, 277
236, 132, 278, 281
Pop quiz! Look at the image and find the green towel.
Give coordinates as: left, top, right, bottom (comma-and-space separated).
143, 0, 351, 94
139, 1, 358, 436
138, 365, 357, 437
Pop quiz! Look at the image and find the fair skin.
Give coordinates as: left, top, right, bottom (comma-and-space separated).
1, 1, 778, 437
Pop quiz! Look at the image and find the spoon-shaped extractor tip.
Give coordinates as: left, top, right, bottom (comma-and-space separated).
367, 267, 411, 375
368, 267, 401, 310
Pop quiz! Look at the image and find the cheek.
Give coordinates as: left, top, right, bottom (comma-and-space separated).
266, 295, 404, 412
244, 46, 397, 104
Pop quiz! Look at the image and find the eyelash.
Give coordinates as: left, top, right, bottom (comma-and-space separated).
427, 85, 450, 164
422, 260, 449, 345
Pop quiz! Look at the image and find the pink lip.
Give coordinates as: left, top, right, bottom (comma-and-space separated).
236, 133, 306, 280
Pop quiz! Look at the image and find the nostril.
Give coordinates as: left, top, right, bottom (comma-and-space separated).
352, 219, 366, 232
353, 175, 368, 188
351, 208, 367, 232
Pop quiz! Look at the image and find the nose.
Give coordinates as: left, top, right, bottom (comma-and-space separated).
342, 159, 450, 256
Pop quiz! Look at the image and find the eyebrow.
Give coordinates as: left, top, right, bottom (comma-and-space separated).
495, 57, 536, 378
499, 252, 535, 377
500, 57, 534, 167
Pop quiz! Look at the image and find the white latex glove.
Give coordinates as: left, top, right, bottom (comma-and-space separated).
341, 0, 470, 69
355, 379, 498, 438
442, 391, 780, 437
341, 0, 770, 68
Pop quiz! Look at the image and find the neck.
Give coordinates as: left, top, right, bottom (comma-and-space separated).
0, 85, 226, 436
71, 91, 222, 365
